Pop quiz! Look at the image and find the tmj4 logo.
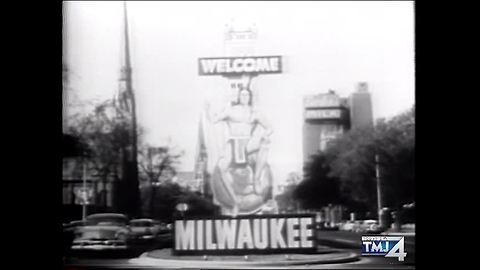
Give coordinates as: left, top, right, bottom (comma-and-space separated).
361, 236, 407, 262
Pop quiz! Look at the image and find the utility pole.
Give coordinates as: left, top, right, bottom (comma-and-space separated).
375, 154, 384, 227
81, 155, 87, 221
148, 147, 156, 217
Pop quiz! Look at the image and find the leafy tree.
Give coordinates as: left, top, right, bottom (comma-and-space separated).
275, 172, 303, 212
177, 191, 219, 218
328, 106, 415, 213
145, 182, 217, 221
64, 99, 142, 213
324, 126, 378, 212
294, 154, 343, 210
147, 182, 184, 221
299, 106, 415, 216
372, 106, 415, 209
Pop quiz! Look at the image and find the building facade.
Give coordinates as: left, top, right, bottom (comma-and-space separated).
349, 82, 374, 129
303, 83, 373, 163
303, 90, 350, 163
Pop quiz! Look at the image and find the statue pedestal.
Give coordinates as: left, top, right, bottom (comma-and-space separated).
212, 164, 274, 216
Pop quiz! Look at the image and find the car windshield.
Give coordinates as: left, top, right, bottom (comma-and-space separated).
130, 221, 151, 227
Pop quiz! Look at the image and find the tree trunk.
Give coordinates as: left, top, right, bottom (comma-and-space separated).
103, 175, 108, 209
150, 184, 156, 217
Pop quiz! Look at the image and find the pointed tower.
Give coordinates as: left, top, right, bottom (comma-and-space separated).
62, 2, 69, 133
114, 2, 140, 217
194, 111, 210, 197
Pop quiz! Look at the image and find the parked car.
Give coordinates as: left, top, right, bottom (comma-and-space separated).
85, 213, 130, 226
63, 220, 88, 256
361, 220, 382, 233
129, 219, 164, 240
64, 220, 88, 231
315, 221, 339, 231
71, 213, 133, 251
401, 223, 415, 231
340, 220, 362, 232
155, 223, 173, 249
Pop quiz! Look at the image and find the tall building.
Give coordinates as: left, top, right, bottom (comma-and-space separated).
303, 90, 350, 163
302, 83, 374, 164
349, 82, 374, 129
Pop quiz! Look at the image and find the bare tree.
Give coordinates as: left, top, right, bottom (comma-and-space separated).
138, 143, 184, 216
64, 99, 136, 209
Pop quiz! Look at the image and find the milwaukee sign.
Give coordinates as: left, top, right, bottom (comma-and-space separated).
173, 214, 316, 255
198, 56, 282, 76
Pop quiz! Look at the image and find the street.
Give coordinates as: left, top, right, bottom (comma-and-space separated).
64, 230, 415, 269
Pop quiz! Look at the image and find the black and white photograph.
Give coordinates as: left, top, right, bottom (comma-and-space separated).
62, 1, 415, 269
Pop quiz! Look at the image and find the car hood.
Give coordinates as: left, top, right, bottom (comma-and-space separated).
74, 225, 128, 240
78, 225, 126, 230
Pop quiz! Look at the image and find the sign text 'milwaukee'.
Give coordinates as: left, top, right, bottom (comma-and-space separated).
173, 215, 316, 255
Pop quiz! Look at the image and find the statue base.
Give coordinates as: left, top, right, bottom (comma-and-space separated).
131, 247, 359, 268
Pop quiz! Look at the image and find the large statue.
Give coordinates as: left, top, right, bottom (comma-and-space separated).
205, 85, 274, 216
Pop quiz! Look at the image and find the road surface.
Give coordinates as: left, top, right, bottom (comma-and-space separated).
64, 230, 415, 269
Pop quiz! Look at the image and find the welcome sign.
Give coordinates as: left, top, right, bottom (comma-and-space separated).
198, 56, 282, 76
173, 214, 316, 255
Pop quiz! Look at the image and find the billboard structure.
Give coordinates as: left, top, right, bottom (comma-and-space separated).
173, 214, 316, 255
195, 25, 281, 216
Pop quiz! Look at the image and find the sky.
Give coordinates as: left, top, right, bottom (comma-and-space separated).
63, 1, 415, 187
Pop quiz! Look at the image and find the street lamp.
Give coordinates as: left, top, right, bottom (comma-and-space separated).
176, 203, 189, 219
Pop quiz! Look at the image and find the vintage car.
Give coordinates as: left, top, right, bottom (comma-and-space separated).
71, 213, 133, 251
63, 220, 88, 255
339, 220, 359, 232
339, 219, 382, 233
128, 218, 164, 240
361, 219, 382, 233
63, 220, 88, 235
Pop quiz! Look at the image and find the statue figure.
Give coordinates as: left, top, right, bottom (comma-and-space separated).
205, 85, 274, 216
